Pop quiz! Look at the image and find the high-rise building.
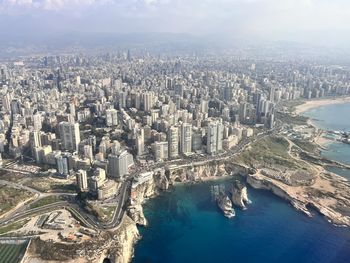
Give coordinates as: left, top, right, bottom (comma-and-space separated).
168, 126, 179, 159
206, 120, 224, 155
59, 122, 81, 151
143, 92, 153, 112
180, 123, 192, 155
152, 141, 168, 161
83, 144, 94, 162
32, 113, 42, 131
56, 155, 69, 176
106, 109, 118, 127
76, 169, 88, 192
239, 102, 248, 122
108, 150, 133, 178
268, 86, 275, 102
30, 131, 41, 148
136, 129, 145, 156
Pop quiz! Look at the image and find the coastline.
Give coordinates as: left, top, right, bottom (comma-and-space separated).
294, 96, 350, 115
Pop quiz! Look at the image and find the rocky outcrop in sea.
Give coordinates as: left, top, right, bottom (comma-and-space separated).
231, 180, 251, 210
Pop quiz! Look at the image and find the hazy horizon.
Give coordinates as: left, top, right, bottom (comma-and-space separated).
1, 0, 350, 49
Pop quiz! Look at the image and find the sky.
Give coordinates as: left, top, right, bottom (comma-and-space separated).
0, 0, 350, 47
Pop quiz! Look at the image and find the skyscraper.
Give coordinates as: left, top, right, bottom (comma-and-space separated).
106, 109, 118, 127
76, 169, 88, 192
136, 129, 145, 156
180, 123, 192, 155
143, 92, 153, 112
168, 126, 179, 159
108, 150, 134, 178
206, 120, 224, 155
59, 121, 81, 151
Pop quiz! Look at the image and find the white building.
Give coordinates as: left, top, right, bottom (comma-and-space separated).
106, 109, 118, 127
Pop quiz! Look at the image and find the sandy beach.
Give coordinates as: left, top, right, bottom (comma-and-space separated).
294, 96, 350, 115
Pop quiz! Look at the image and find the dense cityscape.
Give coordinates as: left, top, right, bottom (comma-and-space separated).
0, 50, 350, 262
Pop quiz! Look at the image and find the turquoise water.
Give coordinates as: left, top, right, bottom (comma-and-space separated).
303, 102, 350, 179
303, 103, 350, 132
133, 102, 350, 263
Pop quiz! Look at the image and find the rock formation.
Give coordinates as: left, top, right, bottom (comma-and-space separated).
231, 180, 251, 209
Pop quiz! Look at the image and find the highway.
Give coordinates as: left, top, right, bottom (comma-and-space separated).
0, 130, 271, 232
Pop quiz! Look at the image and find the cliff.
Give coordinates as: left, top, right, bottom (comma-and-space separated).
247, 171, 350, 226
24, 215, 140, 263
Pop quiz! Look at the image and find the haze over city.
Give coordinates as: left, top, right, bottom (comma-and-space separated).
1, 0, 350, 48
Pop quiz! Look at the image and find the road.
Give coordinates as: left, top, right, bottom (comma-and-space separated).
0, 130, 272, 231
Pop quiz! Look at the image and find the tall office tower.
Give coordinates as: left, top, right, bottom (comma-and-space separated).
135, 93, 141, 110
222, 107, 230, 121
175, 84, 184, 97
76, 169, 88, 192
118, 91, 127, 109
239, 102, 248, 122
69, 102, 76, 119
200, 99, 209, 114
56, 155, 69, 176
76, 76, 81, 86
32, 113, 42, 131
105, 109, 118, 127
168, 126, 179, 159
30, 131, 41, 148
127, 49, 131, 62
111, 141, 121, 155
165, 77, 173, 90
143, 92, 153, 112
11, 99, 21, 115
2, 93, 12, 112
136, 129, 145, 156
268, 86, 275, 102
84, 144, 94, 162
223, 85, 233, 101
152, 141, 169, 161
59, 122, 81, 151
108, 150, 133, 178
180, 123, 192, 155
206, 121, 224, 155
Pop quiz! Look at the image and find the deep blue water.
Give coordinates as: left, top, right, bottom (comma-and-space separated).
133, 102, 350, 263
133, 181, 350, 263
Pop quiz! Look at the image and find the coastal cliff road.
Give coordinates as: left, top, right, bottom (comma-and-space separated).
137, 131, 270, 173
0, 181, 132, 231
103, 180, 131, 229
0, 201, 97, 230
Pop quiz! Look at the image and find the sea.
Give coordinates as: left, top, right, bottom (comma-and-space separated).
132, 103, 350, 263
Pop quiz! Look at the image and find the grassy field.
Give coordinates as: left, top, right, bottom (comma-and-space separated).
0, 243, 28, 263
276, 112, 309, 126
234, 136, 309, 170
29, 195, 63, 209
0, 186, 33, 217
100, 206, 116, 222
24, 177, 76, 193
291, 138, 318, 153
0, 219, 30, 236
